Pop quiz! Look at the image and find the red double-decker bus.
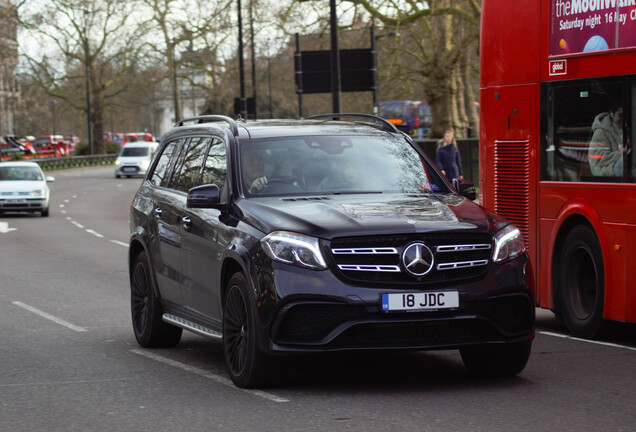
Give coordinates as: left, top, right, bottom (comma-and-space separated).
480, 0, 636, 338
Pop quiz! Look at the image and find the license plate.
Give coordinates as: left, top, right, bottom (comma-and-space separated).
123, 167, 137, 172
382, 291, 459, 312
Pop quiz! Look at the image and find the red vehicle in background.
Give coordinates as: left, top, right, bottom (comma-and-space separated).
124, 132, 154, 144
32, 135, 69, 158
0, 136, 35, 160
63, 136, 80, 154
480, 0, 636, 338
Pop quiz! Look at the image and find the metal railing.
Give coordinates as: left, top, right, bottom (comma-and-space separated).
33, 154, 117, 171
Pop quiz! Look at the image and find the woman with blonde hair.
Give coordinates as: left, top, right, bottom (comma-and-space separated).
435, 129, 463, 181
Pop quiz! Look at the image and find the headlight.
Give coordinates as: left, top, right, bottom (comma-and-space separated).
30, 189, 45, 198
261, 231, 327, 270
140, 159, 150, 169
493, 224, 525, 263
115, 160, 121, 165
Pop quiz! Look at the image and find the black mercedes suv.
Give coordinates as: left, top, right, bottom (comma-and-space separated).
129, 114, 534, 388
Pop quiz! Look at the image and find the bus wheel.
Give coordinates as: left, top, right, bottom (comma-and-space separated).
557, 225, 605, 339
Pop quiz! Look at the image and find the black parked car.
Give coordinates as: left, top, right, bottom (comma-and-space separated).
129, 114, 534, 388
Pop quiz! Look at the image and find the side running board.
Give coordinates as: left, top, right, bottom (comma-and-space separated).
162, 313, 223, 339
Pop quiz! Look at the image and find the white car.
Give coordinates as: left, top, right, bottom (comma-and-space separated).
0, 161, 54, 217
115, 142, 159, 178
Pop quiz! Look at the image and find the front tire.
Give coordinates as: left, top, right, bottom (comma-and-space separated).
130, 251, 182, 347
556, 225, 605, 338
223, 273, 276, 388
460, 341, 532, 377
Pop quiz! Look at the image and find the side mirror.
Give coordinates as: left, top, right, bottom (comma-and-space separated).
46, 176, 55, 183
187, 184, 221, 209
452, 179, 476, 201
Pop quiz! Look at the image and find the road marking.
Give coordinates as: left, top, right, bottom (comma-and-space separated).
110, 240, 128, 247
540, 331, 636, 351
71, 220, 84, 229
131, 349, 290, 403
0, 222, 17, 233
12, 301, 86, 332
85, 229, 104, 238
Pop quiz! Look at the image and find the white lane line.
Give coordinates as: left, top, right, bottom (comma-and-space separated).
540, 331, 636, 351
71, 220, 84, 229
110, 240, 128, 248
131, 349, 290, 403
85, 229, 104, 238
12, 301, 86, 332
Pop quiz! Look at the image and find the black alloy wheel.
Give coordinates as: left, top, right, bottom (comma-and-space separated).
223, 273, 277, 388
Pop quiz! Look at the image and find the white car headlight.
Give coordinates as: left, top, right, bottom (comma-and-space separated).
493, 224, 525, 263
30, 189, 45, 198
261, 231, 327, 270
115, 160, 121, 165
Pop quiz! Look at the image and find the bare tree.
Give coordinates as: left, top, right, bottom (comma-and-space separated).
141, 0, 234, 124
19, 0, 143, 153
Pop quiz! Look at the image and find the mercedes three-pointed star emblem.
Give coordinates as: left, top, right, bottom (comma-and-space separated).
402, 242, 434, 276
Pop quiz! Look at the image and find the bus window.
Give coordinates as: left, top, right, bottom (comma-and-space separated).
544, 79, 626, 182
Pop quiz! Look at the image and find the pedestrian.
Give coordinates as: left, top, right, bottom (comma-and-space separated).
435, 129, 463, 181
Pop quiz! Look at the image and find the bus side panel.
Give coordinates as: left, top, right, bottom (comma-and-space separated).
479, 83, 540, 303
539, 185, 632, 322
480, 0, 541, 88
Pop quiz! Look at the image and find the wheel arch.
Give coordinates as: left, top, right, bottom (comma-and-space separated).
128, 231, 161, 299
220, 245, 252, 308
550, 199, 607, 313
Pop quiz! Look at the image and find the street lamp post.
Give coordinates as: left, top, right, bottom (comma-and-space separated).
50, 99, 57, 136
329, 0, 341, 114
237, 0, 247, 119
84, 38, 92, 154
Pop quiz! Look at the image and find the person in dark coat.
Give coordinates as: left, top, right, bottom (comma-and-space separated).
435, 129, 463, 181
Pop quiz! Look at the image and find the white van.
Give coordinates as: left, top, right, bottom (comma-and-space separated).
115, 142, 159, 178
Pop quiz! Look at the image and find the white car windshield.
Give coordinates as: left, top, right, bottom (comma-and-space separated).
0, 166, 43, 181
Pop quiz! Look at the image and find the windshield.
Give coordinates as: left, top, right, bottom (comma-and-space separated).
240, 134, 447, 197
120, 147, 150, 157
0, 166, 43, 181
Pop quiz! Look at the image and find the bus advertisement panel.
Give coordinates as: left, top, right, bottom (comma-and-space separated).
481, 0, 636, 339
550, 1, 636, 55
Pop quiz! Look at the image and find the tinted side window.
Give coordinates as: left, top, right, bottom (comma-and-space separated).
201, 138, 227, 196
173, 137, 210, 193
149, 139, 181, 187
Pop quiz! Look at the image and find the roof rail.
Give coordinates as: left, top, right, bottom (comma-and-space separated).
306, 113, 400, 134
173, 115, 239, 137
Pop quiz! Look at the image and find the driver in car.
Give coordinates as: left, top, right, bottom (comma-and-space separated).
243, 147, 300, 194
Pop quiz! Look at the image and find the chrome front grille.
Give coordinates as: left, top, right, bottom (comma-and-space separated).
329, 234, 493, 284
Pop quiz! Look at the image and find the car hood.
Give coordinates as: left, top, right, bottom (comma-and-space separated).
238, 193, 508, 239
0, 181, 47, 193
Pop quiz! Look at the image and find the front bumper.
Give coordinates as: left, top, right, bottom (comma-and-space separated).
254, 256, 534, 354
116, 165, 146, 176
0, 198, 48, 213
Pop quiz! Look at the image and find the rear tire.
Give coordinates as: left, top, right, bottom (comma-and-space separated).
130, 251, 182, 347
556, 225, 605, 338
460, 341, 532, 377
223, 273, 277, 388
